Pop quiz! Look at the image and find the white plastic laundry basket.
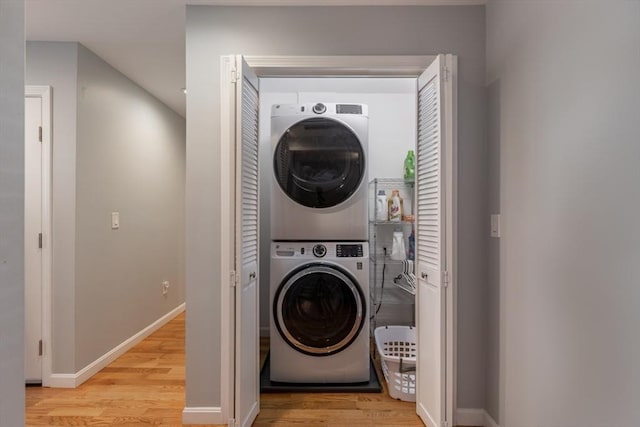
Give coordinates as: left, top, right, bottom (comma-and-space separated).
374, 325, 417, 402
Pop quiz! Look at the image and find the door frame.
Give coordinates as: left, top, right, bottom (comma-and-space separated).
218, 55, 457, 425
24, 85, 53, 386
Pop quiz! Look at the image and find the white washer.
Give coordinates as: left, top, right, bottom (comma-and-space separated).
271, 103, 369, 241
270, 241, 370, 383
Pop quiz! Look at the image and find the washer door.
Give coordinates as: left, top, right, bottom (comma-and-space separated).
273, 117, 365, 209
274, 263, 366, 356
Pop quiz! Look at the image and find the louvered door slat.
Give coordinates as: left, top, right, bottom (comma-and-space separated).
241, 76, 259, 269
417, 68, 442, 276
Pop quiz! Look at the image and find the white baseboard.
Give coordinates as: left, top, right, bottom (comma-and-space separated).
259, 326, 269, 337
484, 410, 500, 427
46, 374, 76, 388
182, 406, 223, 425
456, 408, 500, 427
456, 408, 485, 426
48, 303, 185, 388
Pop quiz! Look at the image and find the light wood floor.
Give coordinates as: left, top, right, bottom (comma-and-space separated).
26, 312, 426, 426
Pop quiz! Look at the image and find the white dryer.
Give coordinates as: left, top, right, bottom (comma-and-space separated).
270, 241, 370, 383
271, 103, 368, 241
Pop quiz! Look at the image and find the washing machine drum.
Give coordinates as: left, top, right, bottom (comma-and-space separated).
274, 117, 365, 209
273, 264, 366, 356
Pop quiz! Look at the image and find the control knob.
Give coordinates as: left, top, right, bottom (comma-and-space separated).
312, 244, 327, 258
312, 103, 327, 114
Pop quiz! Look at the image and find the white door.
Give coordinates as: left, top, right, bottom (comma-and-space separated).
415, 54, 455, 427
24, 95, 43, 383
233, 55, 260, 427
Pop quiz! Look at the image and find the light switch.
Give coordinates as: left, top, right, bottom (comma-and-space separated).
111, 212, 120, 229
490, 214, 501, 238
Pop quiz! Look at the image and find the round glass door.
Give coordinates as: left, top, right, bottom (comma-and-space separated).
273, 118, 365, 208
274, 264, 365, 356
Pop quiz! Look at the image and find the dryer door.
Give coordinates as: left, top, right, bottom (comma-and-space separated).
273, 117, 365, 209
274, 264, 366, 356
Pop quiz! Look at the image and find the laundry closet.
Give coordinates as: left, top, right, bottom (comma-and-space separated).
221, 54, 456, 427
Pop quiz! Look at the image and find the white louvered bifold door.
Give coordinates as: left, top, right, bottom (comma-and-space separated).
416, 55, 447, 427
234, 55, 260, 427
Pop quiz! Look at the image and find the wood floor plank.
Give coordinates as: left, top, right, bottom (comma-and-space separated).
26, 312, 453, 426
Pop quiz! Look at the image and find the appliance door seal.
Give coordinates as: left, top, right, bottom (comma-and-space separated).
274, 263, 365, 356
273, 117, 365, 209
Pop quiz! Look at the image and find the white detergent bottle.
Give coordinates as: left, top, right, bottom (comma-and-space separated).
376, 190, 388, 222
390, 230, 407, 261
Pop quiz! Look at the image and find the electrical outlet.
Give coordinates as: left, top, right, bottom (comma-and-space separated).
162, 281, 170, 295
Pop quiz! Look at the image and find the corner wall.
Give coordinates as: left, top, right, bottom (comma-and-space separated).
186, 5, 487, 410
0, 0, 25, 424
487, 1, 640, 425
485, 79, 500, 422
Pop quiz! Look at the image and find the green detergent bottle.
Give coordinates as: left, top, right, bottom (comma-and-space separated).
404, 149, 415, 182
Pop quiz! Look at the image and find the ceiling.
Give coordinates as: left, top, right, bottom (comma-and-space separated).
26, 0, 485, 118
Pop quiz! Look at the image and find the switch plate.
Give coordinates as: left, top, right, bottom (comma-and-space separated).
111, 212, 120, 229
162, 281, 170, 295
490, 214, 501, 238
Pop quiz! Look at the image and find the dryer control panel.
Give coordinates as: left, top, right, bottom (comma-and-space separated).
271, 102, 369, 118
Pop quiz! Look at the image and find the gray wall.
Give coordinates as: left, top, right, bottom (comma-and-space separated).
26, 41, 79, 373
487, 1, 640, 425
74, 45, 186, 371
0, 0, 25, 425
25, 42, 186, 375
185, 5, 487, 409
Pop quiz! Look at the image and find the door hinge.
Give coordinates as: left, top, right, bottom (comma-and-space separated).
230, 270, 238, 287
442, 270, 449, 288
38, 233, 43, 249
444, 66, 450, 82
38, 340, 43, 356
38, 126, 42, 142
231, 69, 239, 83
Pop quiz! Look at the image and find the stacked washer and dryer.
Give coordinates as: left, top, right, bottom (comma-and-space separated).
269, 102, 371, 383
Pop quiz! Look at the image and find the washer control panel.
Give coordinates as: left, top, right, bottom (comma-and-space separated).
272, 242, 368, 259
336, 244, 363, 258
